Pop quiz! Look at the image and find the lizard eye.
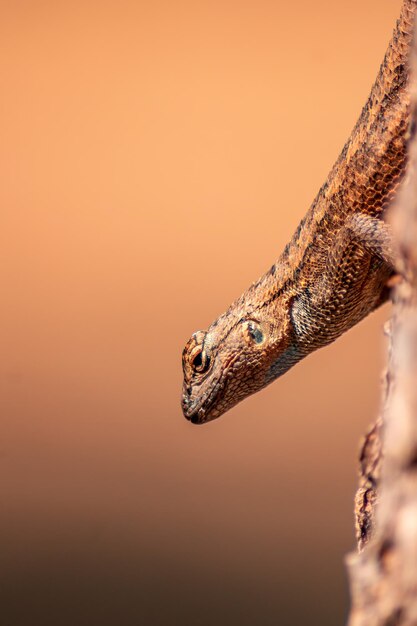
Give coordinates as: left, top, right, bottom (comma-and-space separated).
243, 320, 264, 345
190, 346, 211, 374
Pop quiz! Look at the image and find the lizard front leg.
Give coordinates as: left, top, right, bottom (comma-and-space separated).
345, 214, 397, 269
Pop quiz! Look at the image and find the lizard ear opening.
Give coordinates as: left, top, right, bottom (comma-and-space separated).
242, 320, 265, 345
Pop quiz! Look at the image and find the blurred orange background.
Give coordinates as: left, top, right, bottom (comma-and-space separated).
0, 1, 402, 624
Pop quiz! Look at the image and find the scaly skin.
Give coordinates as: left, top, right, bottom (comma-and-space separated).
181, 0, 416, 425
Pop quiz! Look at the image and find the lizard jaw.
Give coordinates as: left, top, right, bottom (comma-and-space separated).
182, 352, 245, 424
182, 376, 226, 424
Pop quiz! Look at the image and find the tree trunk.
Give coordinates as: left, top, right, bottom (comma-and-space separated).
347, 10, 417, 624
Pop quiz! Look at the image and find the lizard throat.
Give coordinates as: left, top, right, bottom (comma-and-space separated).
266, 344, 302, 382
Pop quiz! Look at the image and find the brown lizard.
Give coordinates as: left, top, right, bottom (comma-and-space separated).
181, 0, 416, 425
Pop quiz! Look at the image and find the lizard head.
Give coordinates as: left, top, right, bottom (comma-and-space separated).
181, 306, 295, 424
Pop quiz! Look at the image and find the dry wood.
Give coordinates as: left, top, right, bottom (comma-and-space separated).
347, 12, 417, 624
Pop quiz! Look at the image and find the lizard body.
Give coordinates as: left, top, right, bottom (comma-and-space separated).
181, 0, 416, 425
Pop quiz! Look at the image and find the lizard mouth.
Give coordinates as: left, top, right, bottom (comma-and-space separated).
182, 354, 240, 424
182, 375, 227, 425
182, 380, 225, 424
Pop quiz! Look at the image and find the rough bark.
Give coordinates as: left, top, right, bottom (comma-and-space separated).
347, 14, 417, 625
